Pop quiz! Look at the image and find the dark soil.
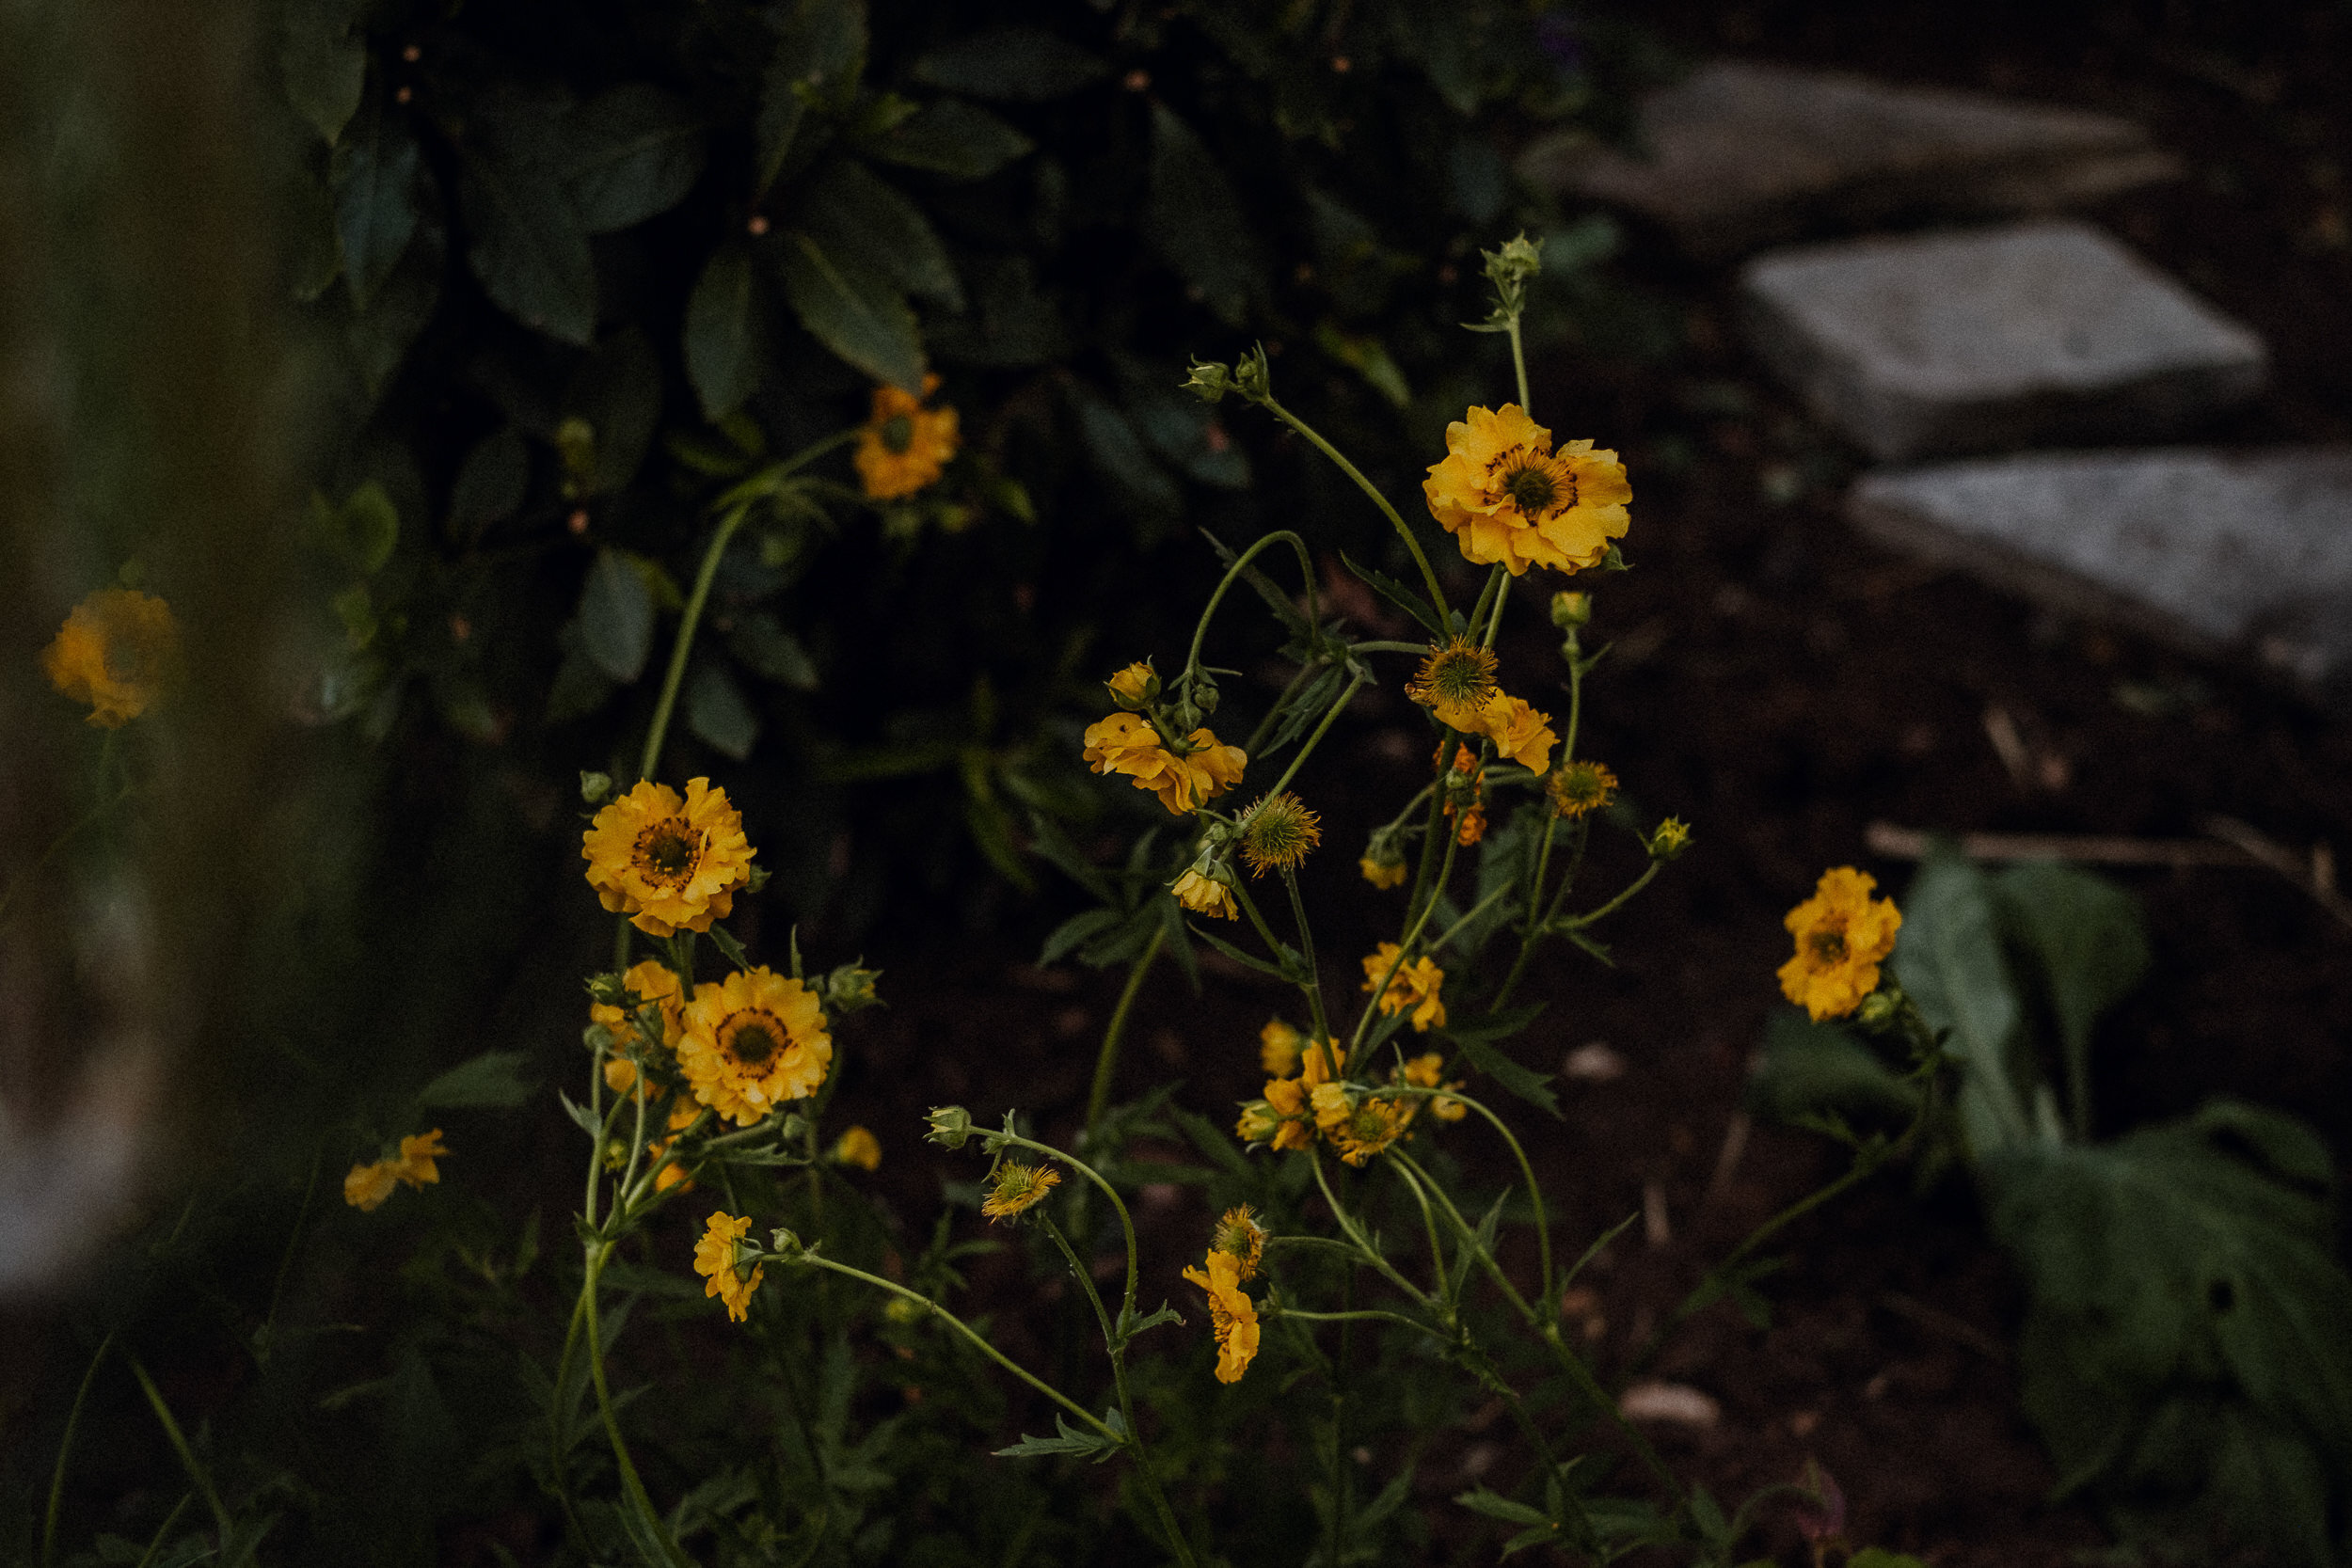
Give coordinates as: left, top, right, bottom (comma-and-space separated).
832, 5, 2352, 1562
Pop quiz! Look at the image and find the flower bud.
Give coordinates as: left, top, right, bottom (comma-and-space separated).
823, 962, 882, 1015
926, 1105, 975, 1149
767, 1227, 806, 1260
1484, 232, 1544, 290
1105, 661, 1159, 710
580, 769, 614, 805
1232, 345, 1273, 403
1854, 989, 1899, 1033
1645, 817, 1692, 862
1235, 1100, 1281, 1145
1183, 359, 1236, 403
1549, 591, 1591, 630
584, 970, 632, 1007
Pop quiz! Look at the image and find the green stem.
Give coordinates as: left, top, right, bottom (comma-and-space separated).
128, 1492, 196, 1568
1261, 396, 1450, 626
1086, 928, 1166, 1133
1308, 1150, 1432, 1307
1477, 563, 1508, 651
1265, 1306, 1434, 1334
1427, 883, 1516, 956
1506, 313, 1533, 419
545, 1291, 593, 1548
1182, 530, 1318, 688
43, 1331, 114, 1568
1263, 671, 1369, 800
581, 1243, 694, 1568
639, 501, 752, 785
1384, 1155, 1453, 1299
1279, 869, 1328, 1040
1003, 1137, 1142, 1326
1243, 661, 1317, 757
127, 1356, 232, 1545
1561, 861, 1661, 932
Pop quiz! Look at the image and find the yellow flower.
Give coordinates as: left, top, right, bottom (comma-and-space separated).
981, 1162, 1061, 1221
834, 1125, 882, 1171
1299, 1037, 1346, 1086
342, 1160, 400, 1212
1172, 867, 1237, 920
1105, 661, 1159, 710
1549, 759, 1617, 819
1081, 711, 1164, 774
1477, 691, 1557, 773
395, 1129, 447, 1188
1647, 817, 1693, 861
678, 966, 834, 1125
854, 372, 959, 500
1235, 1100, 1283, 1145
592, 959, 687, 1094
693, 1211, 764, 1323
1259, 1019, 1304, 1077
1210, 1204, 1268, 1280
1311, 1082, 1409, 1165
1406, 636, 1499, 732
580, 778, 756, 938
1398, 1053, 1468, 1122
1360, 854, 1408, 890
1239, 793, 1321, 877
1777, 867, 1903, 1022
1182, 1247, 1261, 1384
648, 1101, 701, 1193
1362, 943, 1445, 1033
1422, 404, 1631, 577
1259, 1077, 1315, 1151
1082, 715, 1247, 816
1438, 743, 1486, 847
42, 588, 179, 727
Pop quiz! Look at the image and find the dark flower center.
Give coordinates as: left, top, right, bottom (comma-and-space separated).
1808, 928, 1849, 964
634, 822, 701, 884
1501, 459, 1565, 514
881, 414, 914, 453
723, 1012, 785, 1068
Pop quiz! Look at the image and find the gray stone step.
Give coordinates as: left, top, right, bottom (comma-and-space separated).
1848, 449, 2352, 693
1518, 60, 2180, 261
1738, 220, 2267, 463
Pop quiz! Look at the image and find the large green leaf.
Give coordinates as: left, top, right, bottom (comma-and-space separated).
723, 610, 817, 689
1993, 862, 2150, 1138
755, 0, 866, 194
564, 85, 707, 233
345, 175, 441, 399
928, 257, 1068, 368
280, 6, 367, 145
460, 94, 596, 344
447, 427, 529, 541
687, 662, 759, 760
1890, 847, 2043, 1157
1069, 385, 1180, 535
332, 94, 420, 310
1986, 1101, 2352, 1567
1142, 104, 1258, 327
771, 230, 923, 390
562, 328, 661, 495
802, 158, 963, 309
579, 548, 655, 683
683, 244, 768, 422
864, 98, 1032, 180
912, 25, 1107, 102
1749, 1010, 1920, 1129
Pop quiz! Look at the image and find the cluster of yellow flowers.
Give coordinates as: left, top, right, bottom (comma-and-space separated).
1081, 709, 1248, 817
693, 1211, 764, 1323
1361, 943, 1445, 1034
1779, 867, 1903, 1022
1182, 1205, 1266, 1384
343, 1130, 447, 1212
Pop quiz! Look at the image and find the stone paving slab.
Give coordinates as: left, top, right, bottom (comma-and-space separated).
1739, 220, 2267, 463
1848, 449, 2352, 693
1518, 60, 2180, 261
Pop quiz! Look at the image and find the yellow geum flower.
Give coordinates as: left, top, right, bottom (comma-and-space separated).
581, 778, 756, 938
1152, 729, 1248, 816
1549, 759, 1617, 820
1399, 1053, 1468, 1123
1406, 636, 1499, 733
1422, 404, 1630, 577
1105, 661, 1159, 710
693, 1211, 764, 1323
1477, 691, 1557, 773
1210, 1204, 1268, 1281
1299, 1037, 1346, 1086
648, 1101, 701, 1193
1259, 1019, 1304, 1077
1360, 854, 1408, 890
592, 959, 687, 1095
395, 1129, 447, 1188
678, 966, 834, 1125
42, 588, 179, 728
342, 1160, 400, 1212
980, 1162, 1061, 1222
1311, 1082, 1409, 1165
1182, 1247, 1260, 1384
1779, 867, 1902, 1022
1257, 1077, 1314, 1151
1362, 943, 1445, 1033
1171, 867, 1237, 920
834, 1125, 882, 1171
854, 372, 959, 500
1238, 793, 1320, 877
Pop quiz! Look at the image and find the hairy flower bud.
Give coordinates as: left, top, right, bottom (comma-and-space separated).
1183, 359, 1236, 403
1232, 345, 1273, 404
1549, 591, 1591, 630
823, 962, 882, 1015
926, 1105, 975, 1149
580, 769, 615, 805
1646, 817, 1692, 861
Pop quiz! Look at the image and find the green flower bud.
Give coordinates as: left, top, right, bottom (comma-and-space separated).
584, 970, 632, 1007
1646, 817, 1692, 861
926, 1105, 975, 1149
1183, 360, 1237, 403
824, 962, 882, 1015
767, 1227, 805, 1261
580, 769, 614, 805
1854, 990, 1899, 1033
1233, 345, 1273, 403
1549, 591, 1592, 630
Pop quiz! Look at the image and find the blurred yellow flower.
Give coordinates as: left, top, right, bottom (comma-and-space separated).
834, 1125, 882, 1171
693, 1211, 764, 1323
1211, 1203, 1267, 1280
1362, 943, 1445, 1033
649, 1101, 700, 1193
1399, 1053, 1468, 1122
1171, 867, 1236, 920
1549, 759, 1617, 820
42, 588, 178, 727
1258, 1019, 1303, 1077
1777, 867, 1902, 1022
396, 1129, 447, 1187
854, 373, 959, 500
981, 1162, 1061, 1221
1422, 404, 1629, 577
1259, 1077, 1314, 1151
592, 959, 687, 1094
581, 779, 755, 938
678, 966, 833, 1125
342, 1129, 447, 1210
1182, 1247, 1260, 1383
342, 1160, 400, 1212
1359, 853, 1408, 890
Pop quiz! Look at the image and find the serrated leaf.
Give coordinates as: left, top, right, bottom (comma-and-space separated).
687, 662, 759, 760
1453, 1036, 1559, 1117
723, 610, 817, 689
912, 25, 1107, 102
684, 243, 768, 422
333, 95, 420, 310
1442, 1003, 1547, 1047
1041, 909, 1120, 967
281, 10, 367, 146
579, 549, 655, 683
803, 158, 962, 309
564, 84, 706, 233
993, 1412, 1121, 1463
771, 229, 923, 390
706, 923, 751, 973
1190, 920, 1298, 983
865, 98, 1032, 179
1263, 663, 1345, 758
1143, 104, 1258, 326
460, 128, 596, 345
418, 1050, 535, 1108
1338, 549, 1444, 637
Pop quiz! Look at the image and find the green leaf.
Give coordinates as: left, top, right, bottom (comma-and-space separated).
1454, 1487, 1551, 1527
1143, 104, 1258, 327
1891, 846, 2040, 1158
1040, 909, 1120, 967
343, 481, 400, 573
865, 98, 1032, 179
1189, 921, 1300, 984
346, 168, 442, 398
771, 229, 924, 391
332, 95, 420, 310
802, 158, 963, 309
687, 662, 759, 760
459, 105, 596, 344
562, 328, 662, 495
1338, 550, 1444, 637
1070, 386, 1180, 534
928, 256, 1069, 369
1993, 862, 2149, 1137
1453, 1037, 1559, 1118
1441, 1003, 1547, 1046
280, 9, 367, 145
579, 549, 655, 683
1986, 1101, 2352, 1565
1312, 320, 1411, 408
723, 610, 818, 689
548, 625, 616, 723
993, 1413, 1121, 1463
564, 84, 706, 233
683, 243, 769, 422
417, 1050, 535, 1108
755, 0, 867, 195
448, 427, 529, 541
1750, 1009, 1921, 1128
912, 25, 1108, 102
